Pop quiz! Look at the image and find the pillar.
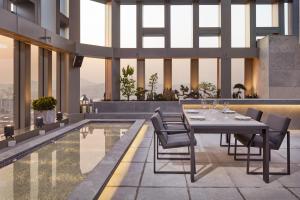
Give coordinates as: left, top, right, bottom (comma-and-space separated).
220, 57, 231, 98
105, 58, 120, 100
38, 48, 52, 97
164, 59, 172, 90
244, 58, 253, 96
14, 41, 31, 129
137, 59, 145, 89
190, 59, 199, 91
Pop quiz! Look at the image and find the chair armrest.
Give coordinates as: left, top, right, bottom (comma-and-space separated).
160, 129, 187, 134
163, 121, 185, 125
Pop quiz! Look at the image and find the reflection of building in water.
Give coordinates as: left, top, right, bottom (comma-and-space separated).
104, 127, 121, 154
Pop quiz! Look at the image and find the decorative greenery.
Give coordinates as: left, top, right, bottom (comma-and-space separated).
180, 85, 189, 96
32, 96, 57, 111
120, 65, 136, 101
233, 83, 247, 99
135, 87, 148, 101
147, 73, 158, 100
154, 89, 178, 101
199, 82, 217, 98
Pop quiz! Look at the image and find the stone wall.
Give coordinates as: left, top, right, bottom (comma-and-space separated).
256, 35, 300, 99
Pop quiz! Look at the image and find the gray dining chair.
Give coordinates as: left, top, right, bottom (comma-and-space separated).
151, 113, 196, 174
236, 114, 291, 175
232, 108, 263, 160
154, 107, 188, 131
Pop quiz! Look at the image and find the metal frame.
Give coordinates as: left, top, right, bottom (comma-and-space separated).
247, 131, 290, 175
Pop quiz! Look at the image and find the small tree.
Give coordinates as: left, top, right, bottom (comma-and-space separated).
147, 73, 158, 100
233, 83, 247, 99
180, 85, 189, 96
199, 82, 217, 98
120, 65, 136, 101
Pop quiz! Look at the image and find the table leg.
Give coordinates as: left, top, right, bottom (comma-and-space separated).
263, 128, 270, 183
190, 128, 196, 182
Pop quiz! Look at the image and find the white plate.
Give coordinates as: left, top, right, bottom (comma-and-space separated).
190, 116, 206, 121
186, 109, 199, 114
235, 116, 251, 121
222, 110, 236, 114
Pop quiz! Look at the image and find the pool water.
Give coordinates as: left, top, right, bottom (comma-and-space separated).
0, 122, 132, 200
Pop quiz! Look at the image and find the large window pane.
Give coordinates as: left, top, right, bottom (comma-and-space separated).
60, 0, 69, 17
199, 5, 220, 27
231, 58, 245, 97
199, 36, 220, 48
199, 59, 218, 86
256, 4, 276, 27
80, 0, 105, 46
172, 59, 190, 91
171, 5, 193, 48
80, 58, 105, 101
121, 5, 137, 48
31, 45, 39, 124
231, 5, 247, 47
143, 5, 164, 27
143, 37, 165, 48
0, 35, 14, 132
120, 59, 137, 100
145, 59, 163, 94
52, 51, 57, 99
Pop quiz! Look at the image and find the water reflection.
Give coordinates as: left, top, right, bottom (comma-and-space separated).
0, 122, 131, 200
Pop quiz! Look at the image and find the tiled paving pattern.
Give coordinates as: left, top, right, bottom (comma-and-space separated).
99, 122, 300, 200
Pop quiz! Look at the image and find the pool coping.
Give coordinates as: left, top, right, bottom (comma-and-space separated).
68, 119, 145, 200
0, 119, 145, 199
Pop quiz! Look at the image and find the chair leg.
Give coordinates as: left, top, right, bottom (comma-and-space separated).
227, 134, 231, 155
287, 131, 291, 175
220, 133, 229, 147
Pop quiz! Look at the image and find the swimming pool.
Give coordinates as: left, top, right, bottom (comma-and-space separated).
0, 122, 135, 200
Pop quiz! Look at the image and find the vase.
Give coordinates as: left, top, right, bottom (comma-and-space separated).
40, 110, 56, 124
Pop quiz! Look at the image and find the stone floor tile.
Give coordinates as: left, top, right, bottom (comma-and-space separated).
141, 162, 187, 187
239, 187, 298, 200
122, 147, 149, 163
190, 188, 243, 200
288, 188, 300, 198
107, 162, 144, 187
98, 187, 137, 200
137, 187, 189, 200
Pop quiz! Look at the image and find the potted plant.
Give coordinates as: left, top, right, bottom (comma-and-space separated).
32, 96, 57, 124
147, 73, 158, 101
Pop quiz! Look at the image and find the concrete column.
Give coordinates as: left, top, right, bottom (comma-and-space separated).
291, 0, 299, 39
40, 0, 57, 33
217, 58, 221, 90
56, 53, 62, 112
105, 58, 120, 100
164, 59, 172, 90
68, 0, 80, 113
136, 2, 143, 48
38, 48, 52, 97
137, 59, 145, 89
60, 53, 69, 113
193, 2, 199, 48
221, 0, 231, 49
165, 3, 170, 48
190, 59, 199, 91
14, 41, 31, 129
244, 58, 253, 96
278, 2, 285, 34
220, 57, 231, 98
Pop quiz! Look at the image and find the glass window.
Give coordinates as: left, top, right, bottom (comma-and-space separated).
145, 59, 164, 94
199, 5, 220, 27
60, 0, 69, 17
199, 59, 218, 86
120, 59, 137, 100
0, 35, 14, 132
31, 45, 39, 125
52, 51, 57, 99
256, 4, 275, 27
80, 0, 106, 46
172, 59, 190, 91
199, 36, 220, 48
231, 5, 248, 47
171, 5, 193, 48
80, 58, 105, 101
231, 58, 245, 97
284, 3, 289, 35
143, 37, 165, 48
121, 5, 137, 48
143, 5, 164, 27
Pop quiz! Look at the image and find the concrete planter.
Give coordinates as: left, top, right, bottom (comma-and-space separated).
39, 110, 56, 124
93, 101, 181, 113
8, 140, 16, 147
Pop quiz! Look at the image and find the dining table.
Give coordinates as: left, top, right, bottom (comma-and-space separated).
182, 108, 270, 183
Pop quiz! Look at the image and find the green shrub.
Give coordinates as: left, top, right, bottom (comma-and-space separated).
32, 96, 57, 111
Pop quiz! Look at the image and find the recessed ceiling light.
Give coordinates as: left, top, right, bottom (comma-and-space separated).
0, 44, 7, 49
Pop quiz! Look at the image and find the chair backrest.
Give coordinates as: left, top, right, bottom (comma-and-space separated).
246, 108, 263, 121
266, 114, 291, 150
151, 113, 168, 147
154, 107, 163, 118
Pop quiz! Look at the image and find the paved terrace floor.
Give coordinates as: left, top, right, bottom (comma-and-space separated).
99, 122, 300, 200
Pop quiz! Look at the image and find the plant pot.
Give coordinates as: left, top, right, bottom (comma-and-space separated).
40, 110, 56, 124
8, 140, 16, 147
